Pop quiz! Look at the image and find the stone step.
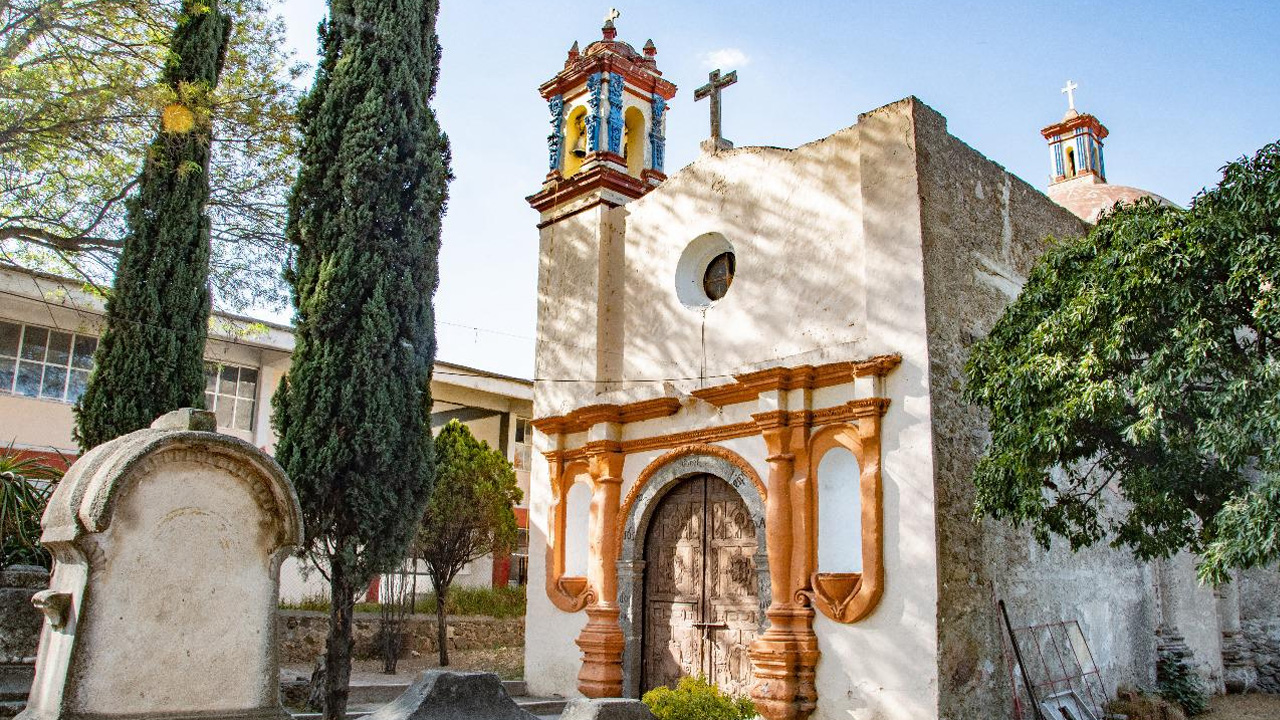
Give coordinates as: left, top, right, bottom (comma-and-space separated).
347, 677, 530, 705
289, 695, 566, 720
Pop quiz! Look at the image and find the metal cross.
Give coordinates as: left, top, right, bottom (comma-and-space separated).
604, 8, 620, 23
694, 69, 738, 144
1061, 80, 1079, 111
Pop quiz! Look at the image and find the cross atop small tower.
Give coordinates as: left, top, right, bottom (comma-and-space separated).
1061, 80, 1079, 112
1041, 82, 1108, 186
694, 68, 738, 152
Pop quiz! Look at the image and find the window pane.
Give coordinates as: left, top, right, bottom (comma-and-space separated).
72, 336, 97, 369
234, 399, 255, 431
67, 369, 90, 404
20, 327, 48, 361
237, 368, 258, 399
0, 357, 14, 392
515, 418, 528, 443
47, 331, 72, 367
0, 322, 19, 357
204, 363, 219, 393
214, 397, 235, 428
204, 391, 217, 411
15, 361, 41, 396
220, 364, 238, 388
41, 366, 67, 400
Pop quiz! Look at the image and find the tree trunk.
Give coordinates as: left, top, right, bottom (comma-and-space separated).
436, 585, 449, 667
324, 559, 356, 720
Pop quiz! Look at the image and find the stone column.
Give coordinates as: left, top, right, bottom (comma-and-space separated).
1216, 574, 1258, 692
749, 411, 818, 720
576, 439, 626, 697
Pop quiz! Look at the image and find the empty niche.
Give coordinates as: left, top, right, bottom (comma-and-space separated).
564, 479, 592, 577
816, 447, 861, 574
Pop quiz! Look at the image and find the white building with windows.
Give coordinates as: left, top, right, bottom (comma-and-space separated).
0, 263, 533, 595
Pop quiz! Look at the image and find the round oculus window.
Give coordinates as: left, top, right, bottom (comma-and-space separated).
702, 252, 736, 302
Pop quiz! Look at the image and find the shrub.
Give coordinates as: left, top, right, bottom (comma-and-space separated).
1157, 653, 1208, 716
0, 449, 63, 570
642, 676, 756, 720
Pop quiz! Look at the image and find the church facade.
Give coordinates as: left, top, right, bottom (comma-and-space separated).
522, 20, 1265, 720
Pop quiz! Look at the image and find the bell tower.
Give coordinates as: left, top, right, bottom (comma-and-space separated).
527, 13, 678, 216
1041, 80, 1109, 185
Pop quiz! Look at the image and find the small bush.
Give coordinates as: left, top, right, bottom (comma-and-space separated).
642, 676, 756, 720
1, 450, 63, 570
281, 584, 527, 619
1157, 653, 1208, 716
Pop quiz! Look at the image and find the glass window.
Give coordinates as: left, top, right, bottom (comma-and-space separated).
702, 251, 736, 301
0, 321, 20, 357
513, 416, 532, 472
0, 321, 96, 404
203, 361, 258, 432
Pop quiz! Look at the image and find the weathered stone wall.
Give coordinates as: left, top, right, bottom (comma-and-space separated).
911, 99, 1167, 717
276, 611, 523, 664
1, 565, 47, 717
1239, 566, 1280, 691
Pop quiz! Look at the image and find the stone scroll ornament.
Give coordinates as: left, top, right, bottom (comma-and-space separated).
585, 73, 603, 153
606, 72, 624, 155
547, 94, 565, 172
17, 408, 303, 720
649, 94, 666, 173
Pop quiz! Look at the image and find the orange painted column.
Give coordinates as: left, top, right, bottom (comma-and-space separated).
749, 413, 819, 720
576, 441, 627, 697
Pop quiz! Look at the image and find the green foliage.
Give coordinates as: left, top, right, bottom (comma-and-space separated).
0, 449, 63, 570
271, 0, 449, 713
282, 585, 527, 619
963, 140, 1280, 583
418, 421, 521, 593
0, 0, 302, 311
1157, 653, 1208, 716
642, 676, 757, 720
73, 0, 231, 451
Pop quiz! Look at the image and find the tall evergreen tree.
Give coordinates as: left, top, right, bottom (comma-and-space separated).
73, 1, 232, 450
272, 1, 449, 717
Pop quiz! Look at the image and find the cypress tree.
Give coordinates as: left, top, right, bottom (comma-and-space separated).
74, 1, 231, 450
272, 1, 449, 717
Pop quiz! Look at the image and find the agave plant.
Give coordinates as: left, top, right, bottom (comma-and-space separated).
0, 448, 64, 570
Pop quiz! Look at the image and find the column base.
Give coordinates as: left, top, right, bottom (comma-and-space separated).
748, 605, 819, 720
577, 604, 626, 698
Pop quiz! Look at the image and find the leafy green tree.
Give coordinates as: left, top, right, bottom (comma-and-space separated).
72, 0, 232, 451
271, 0, 449, 716
0, 448, 63, 570
0, 0, 300, 310
964, 140, 1280, 585
418, 420, 521, 666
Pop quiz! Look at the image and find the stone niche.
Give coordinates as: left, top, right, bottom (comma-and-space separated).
18, 409, 302, 720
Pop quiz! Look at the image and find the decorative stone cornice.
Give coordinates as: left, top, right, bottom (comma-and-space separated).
532, 397, 681, 436
691, 356, 901, 408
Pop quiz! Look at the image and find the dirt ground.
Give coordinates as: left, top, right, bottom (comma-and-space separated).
286, 646, 525, 682
1200, 694, 1280, 719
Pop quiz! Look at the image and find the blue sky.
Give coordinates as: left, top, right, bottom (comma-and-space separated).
276, 1, 1280, 379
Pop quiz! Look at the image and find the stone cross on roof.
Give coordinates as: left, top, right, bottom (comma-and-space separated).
694, 68, 738, 152
1061, 80, 1079, 111
605, 8, 620, 23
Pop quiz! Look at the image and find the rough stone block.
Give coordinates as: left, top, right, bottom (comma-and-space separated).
560, 697, 656, 720
364, 671, 537, 720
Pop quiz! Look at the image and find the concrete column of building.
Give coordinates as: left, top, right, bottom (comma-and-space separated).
749, 392, 819, 720
575, 424, 626, 698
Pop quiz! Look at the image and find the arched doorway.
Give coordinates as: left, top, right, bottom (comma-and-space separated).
641, 474, 759, 696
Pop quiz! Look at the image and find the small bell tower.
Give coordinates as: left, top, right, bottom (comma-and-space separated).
1041, 80, 1109, 185
527, 12, 678, 216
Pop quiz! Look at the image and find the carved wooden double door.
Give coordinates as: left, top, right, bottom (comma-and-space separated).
642, 474, 759, 696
